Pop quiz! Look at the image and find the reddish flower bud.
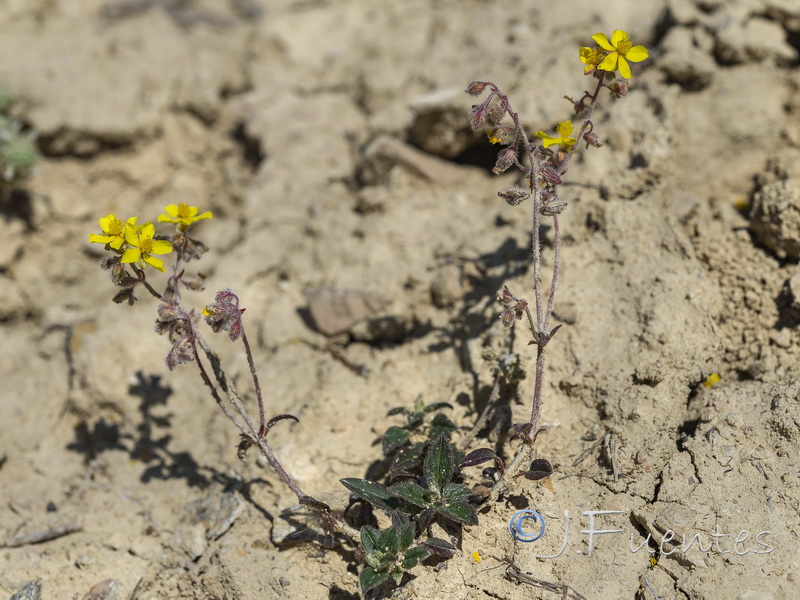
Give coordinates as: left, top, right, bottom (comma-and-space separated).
540, 166, 563, 186
608, 81, 629, 98
583, 131, 601, 148
492, 146, 517, 175
497, 285, 514, 305
465, 81, 489, 96
468, 102, 489, 131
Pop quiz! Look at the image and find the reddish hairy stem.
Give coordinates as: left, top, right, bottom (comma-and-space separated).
240, 327, 266, 436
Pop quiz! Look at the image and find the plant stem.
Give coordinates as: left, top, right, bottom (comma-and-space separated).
240, 326, 266, 436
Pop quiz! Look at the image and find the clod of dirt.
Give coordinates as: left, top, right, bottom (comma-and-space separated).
750, 152, 800, 260
82, 579, 122, 600
304, 286, 391, 336
430, 263, 465, 308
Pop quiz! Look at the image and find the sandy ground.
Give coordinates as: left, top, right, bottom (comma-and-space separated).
1, 0, 800, 598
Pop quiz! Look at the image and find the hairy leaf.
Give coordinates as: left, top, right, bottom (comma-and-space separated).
390, 481, 429, 508
459, 447, 498, 469
437, 501, 478, 525
430, 412, 457, 438
341, 478, 400, 511
523, 458, 554, 481
378, 525, 401, 554
419, 536, 456, 558
442, 482, 471, 503
423, 401, 453, 413
382, 426, 409, 456
423, 434, 454, 494
360, 567, 388, 593
402, 546, 431, 569
361, 526, 381, 555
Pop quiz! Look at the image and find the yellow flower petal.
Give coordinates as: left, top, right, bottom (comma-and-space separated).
592, 33, 614, 51
139, 222, 156, 239
121, 248, 141, 264
618, 57, 632, 79
164, 204, 181, 218
124, 226, 139, 246
144, 255, 166, 272
150, 240, 173, 255
98, 214, 120, 234
610, 29, 628, 47
194, 211, 212, 221
626, 45, 649, 62
598, 53, 618, 72
89, 233, 113, 244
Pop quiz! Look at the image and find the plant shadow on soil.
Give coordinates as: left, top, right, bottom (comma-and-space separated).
66, 370, 234, 489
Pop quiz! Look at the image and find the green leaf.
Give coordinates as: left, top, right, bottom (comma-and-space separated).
382, 426, 409, 456
378, 526, 401, 554
416, 507, 436, 531
387, 406, 408, 416
437, 501, 478, 525
390, 481, 430, 508
424, 434, 454, 494
397, 521, 416, 551
361, 526, 381, 555
360, 566, 389, 593
442, 482, 471, 503
402, 546, 430, 569
406, 411, 425, 428
430, 413, 457, 438
423, 401, 453, 413
341, 478, 400, 511
419, 536, 456, 558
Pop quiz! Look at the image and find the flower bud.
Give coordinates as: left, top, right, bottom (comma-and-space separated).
498, 185, 530, 206
468, 102, 489, 131
492, 146, 517, 175
583, 131, 601, 147
540, 191, 567, 216
608, 81, 629, 98
465, 81, 489, 96
540, 166, 563, 186
497, 286, 514, 305
485, 105, 504, 127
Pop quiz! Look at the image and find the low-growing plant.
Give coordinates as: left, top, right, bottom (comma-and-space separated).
0, 85, 38, 188
88, 28, 647, 596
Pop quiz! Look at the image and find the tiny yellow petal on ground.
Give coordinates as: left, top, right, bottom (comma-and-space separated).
472, 551, 481, 563
703, 373, 720, 388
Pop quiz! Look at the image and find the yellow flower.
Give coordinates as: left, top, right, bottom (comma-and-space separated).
88, 214, 138, 250
472, 551, 482, 563
535, 121, 576, 150
121, 221, 173, 272
592, 30, 648, 79
579, 46, 605, 74
158, 203, 212, 232
703, 373, 720, 388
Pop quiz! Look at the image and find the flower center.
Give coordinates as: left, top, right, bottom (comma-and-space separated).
140, 238, 154, 254
616, 40, 633, 55
107, 218, 124, 235
177, 203, 191, 218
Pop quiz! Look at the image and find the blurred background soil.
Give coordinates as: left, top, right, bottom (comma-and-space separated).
1, 0, 799, 598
